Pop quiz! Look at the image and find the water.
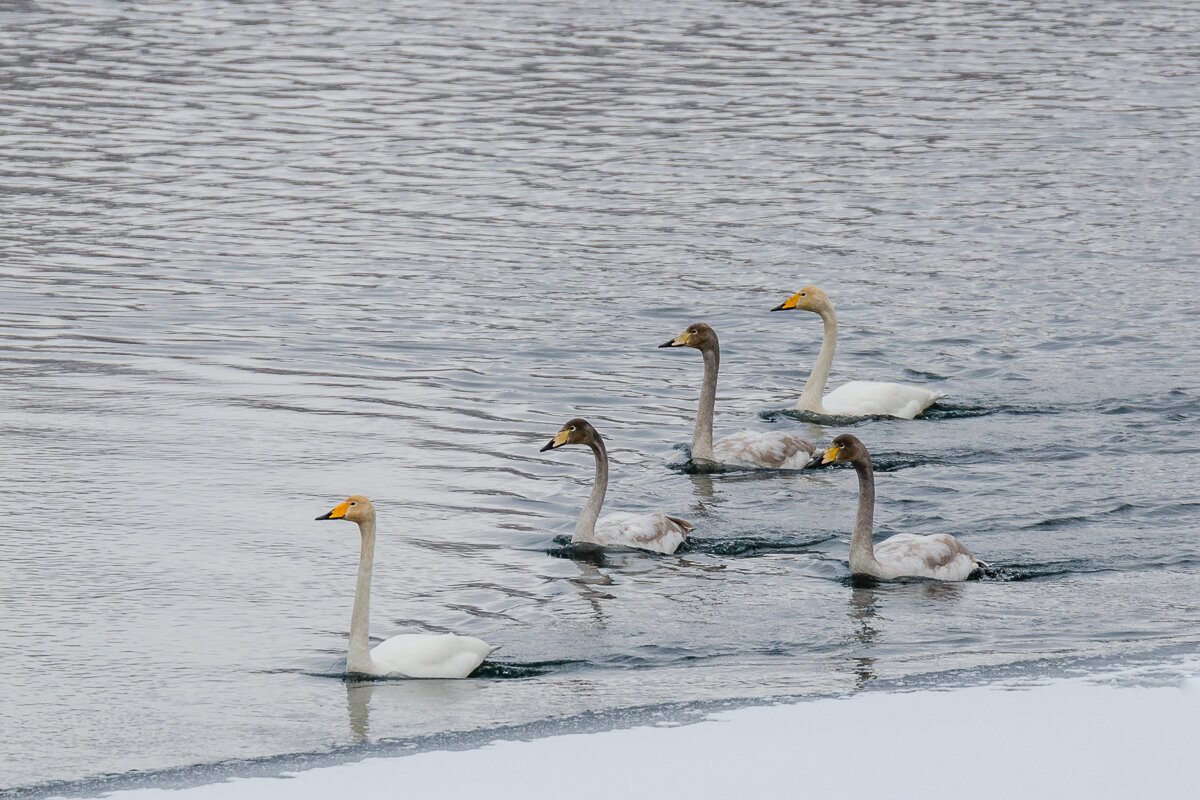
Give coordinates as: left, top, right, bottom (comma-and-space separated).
2, 0, 1199, 793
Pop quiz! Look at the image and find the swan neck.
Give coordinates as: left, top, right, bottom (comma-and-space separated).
574, 437, 608, 544
692, 344, 719, 461
348, 518, 376, 674
848, 456, 879, 575
800, 305, 837, 413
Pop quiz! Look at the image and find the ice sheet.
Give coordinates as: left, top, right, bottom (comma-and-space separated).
92, 666, 1200, 800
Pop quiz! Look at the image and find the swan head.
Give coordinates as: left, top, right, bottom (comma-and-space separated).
807, 433, 867, 468
316, 494, 375, 524
540, 417, 600, 451
770, 286, 831, 314
658, 322, 717, 351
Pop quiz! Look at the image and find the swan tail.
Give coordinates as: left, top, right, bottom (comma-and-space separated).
665, 515, 694, 533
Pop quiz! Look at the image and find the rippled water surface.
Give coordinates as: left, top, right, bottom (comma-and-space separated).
3, 0, 1200, 793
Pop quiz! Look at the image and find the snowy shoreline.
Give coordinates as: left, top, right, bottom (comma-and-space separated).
61, 658, 1200, 800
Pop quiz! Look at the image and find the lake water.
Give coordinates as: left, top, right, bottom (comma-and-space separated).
2, 0, 1199, 795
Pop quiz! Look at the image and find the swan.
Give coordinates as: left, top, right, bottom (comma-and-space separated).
807, 434, 982, 581
315, 495, 497, 678
659, 322, 815, 469
770, 286, 944, 418
540, 418, 693, 554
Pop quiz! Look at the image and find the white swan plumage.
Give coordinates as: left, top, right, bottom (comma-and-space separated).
817, 381, 943, 419
316, 495, 497, 678
659, 323, 815, 469
541, 418, 693, 554
771, 286, 944, 419
808, 435, 982, 581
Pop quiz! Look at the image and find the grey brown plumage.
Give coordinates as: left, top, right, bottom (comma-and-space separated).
660, 322, 814, 469
541, 418, 692, 554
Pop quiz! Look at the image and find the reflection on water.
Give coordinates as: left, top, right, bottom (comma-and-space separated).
345, 676, 493, 745
567, 560, 617, 624
849, 587, 880, 647
850, 657, 876, 692
847, 587, 879, 689
917, 582, 966, 604
346, 682, 373, 743
687, 472, 718, 512
3, 0, 1200, 791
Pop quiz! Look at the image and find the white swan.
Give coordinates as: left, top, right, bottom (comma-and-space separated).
541, 418, 693, 554
808, 435, 982, 581
770, 286, 944, 419
659, 323, 815, 469
315, 495, 497, 678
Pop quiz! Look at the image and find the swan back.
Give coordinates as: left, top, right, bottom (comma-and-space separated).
370, 633, 498, 679
594, 512, 692, 555
820, 381, 944, 419
872, 534, 980, 581
712, 431, 815, 469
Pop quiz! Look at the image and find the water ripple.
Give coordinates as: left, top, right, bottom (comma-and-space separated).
3, 0, 1200, 792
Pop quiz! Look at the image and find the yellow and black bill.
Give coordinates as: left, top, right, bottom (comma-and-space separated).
540, 429, 570, 452
315, 500, 350, 521
658, 330, 692, 348
770, 293, 801, 312
805, 444, 841, 469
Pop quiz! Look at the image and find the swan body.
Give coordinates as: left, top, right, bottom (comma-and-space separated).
869, 533, 980, 582
541, 418, 693, 554
660, 323, 815, 469
710, 430, 815, 470
820, 381, 943, 420
771, 287, 944, 419
316, 495, 497, 678
367, 632, 497, 679
594, 511, 692, 554
809, 435, 982, 581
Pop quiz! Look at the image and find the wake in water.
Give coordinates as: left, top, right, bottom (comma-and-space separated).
760, 400, 1055, 426
546, 531, 836, 561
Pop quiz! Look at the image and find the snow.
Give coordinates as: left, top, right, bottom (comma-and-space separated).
88, 666, 1200, 800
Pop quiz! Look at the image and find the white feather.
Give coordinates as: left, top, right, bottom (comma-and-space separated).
779, 287, 945, 419
319, 496, 498, 680
368, 633, 498, 679
808, 381, 944, 420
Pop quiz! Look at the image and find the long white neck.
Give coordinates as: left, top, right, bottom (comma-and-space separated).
799, 304, 837, 413
848, 458, 881, 576
692, 344, 719, 461
348, 517, 376, 674
573, 438, 609, 544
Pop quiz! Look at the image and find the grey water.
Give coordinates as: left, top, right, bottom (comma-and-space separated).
2, 0, 1199, 794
